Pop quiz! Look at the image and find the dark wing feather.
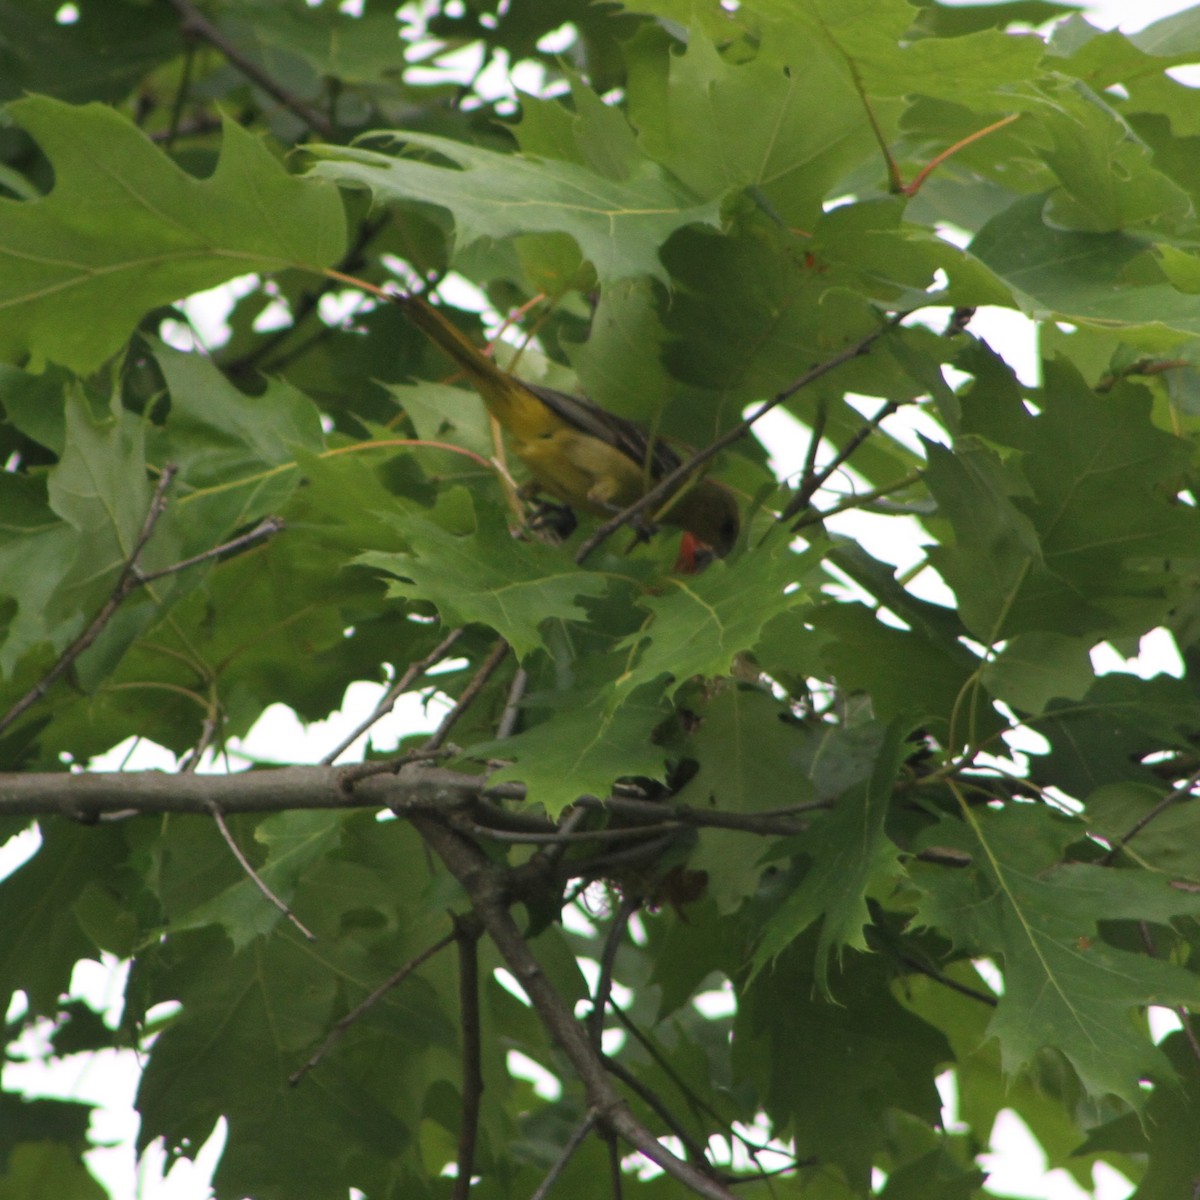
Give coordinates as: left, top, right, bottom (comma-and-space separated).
521, 380, 683, 479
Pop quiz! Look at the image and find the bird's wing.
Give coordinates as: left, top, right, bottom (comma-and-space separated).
522, 380, 683, 481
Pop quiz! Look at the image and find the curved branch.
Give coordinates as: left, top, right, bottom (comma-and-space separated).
0, 465, 177, 738
410, 815, 738, 1200
589, 894, 639, 1048
165, 0, 333, 137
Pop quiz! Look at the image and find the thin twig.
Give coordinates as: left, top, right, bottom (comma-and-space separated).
321, 627, 466, 765
496, 666, 528, 740
589, 894, 639, 1049
460, 819, 683, 847
453, 915, 483, 1200
604, 1055, 710, 1167
425, 639, 510, 753
780, 398, 903, 523
608, 1001, 795, 1184
529, 1112, 598, 1200
1103, 764, 1200, 865
606, 1131, 624, 1200
164, 0, 333, 136
207, 801, 317, 941
573, 793, 830, 835
290, 929, 457, 1085
178, 712, 221, 775
529, 805, 593, 876
789, 470, 925, 531
798, 401, 827, 499
164, 40, 196, 150
137, 516, 283, 584
610, 1003, 721, 1131
894, 952, 997, 1008
574, 314, 907, 565
0, 465, 177, 738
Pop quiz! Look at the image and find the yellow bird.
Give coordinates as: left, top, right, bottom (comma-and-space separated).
396, 294, 739, 559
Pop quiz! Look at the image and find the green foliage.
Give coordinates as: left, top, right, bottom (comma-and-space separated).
5, 1, 1200, 1197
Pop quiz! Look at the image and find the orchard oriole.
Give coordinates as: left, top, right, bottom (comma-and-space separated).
396, 294, 739, 558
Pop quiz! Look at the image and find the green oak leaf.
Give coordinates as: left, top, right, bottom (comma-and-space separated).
1076, 1032, 1200, 1200
980, 631, 1095, 714
305, 129, 721, 286
472, 688, 669, 816
927, 365, 1200, 643
0, 96, 345, 373
970, 193, 1200, 344
1037, 672, 1200, 800
0, 822, 128, 1014
361, 503, 610, 660
627, 22, 876, 226
735, 925, 949, 1188
159, 811, 346, 949
912, 804, 1200, 1107
750, 717, 908, 990
617, 542, 810, 695
812, 601, 997, 739
1036, 79, 1192, 234
674, 687, 819, 912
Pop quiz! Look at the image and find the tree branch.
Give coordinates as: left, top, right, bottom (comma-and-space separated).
603, 1054, 711, 1167
0, 497, 282, 740
207, 800, 316, 941
779, 397, 903, 523
0, 764, 512, 819
529, 1111, 597, 1200
165, 0, 333, 137
0, 466, 178, 738
589, 894, 638, 1049
453, 914, 483, 1199
0, 765, 835, 846
289, 928, 458, 1085
321, 626, 465, 765
410, 816, 738, 1200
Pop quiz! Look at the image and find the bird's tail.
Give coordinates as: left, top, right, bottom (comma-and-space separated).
395, 293, 516, 415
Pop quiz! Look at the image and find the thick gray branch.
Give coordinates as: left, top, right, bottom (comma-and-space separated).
0, 765, 522, 820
